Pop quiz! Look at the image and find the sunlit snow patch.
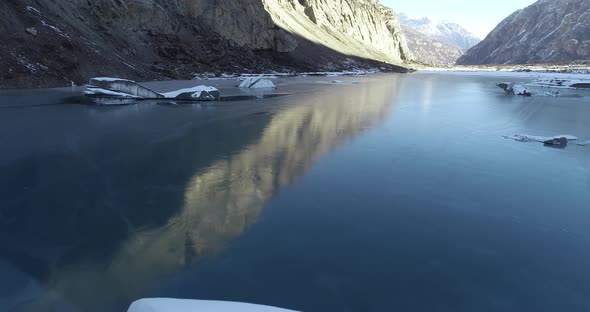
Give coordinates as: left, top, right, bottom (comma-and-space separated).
127, 298, 299, 312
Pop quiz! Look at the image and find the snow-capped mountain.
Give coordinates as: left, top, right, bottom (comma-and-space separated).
457, 0, 590, 65
399, 13, 481, 50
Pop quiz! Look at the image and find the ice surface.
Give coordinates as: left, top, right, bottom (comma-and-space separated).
503, 134, 579, 143
161, 86, 218, 98
239, 76, 275, 89
576, 141, 590, 146
127, 298, 298, 312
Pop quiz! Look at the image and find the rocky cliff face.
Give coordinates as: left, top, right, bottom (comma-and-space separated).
0, 0, 411, 88
401, 26, 463, 65
263, 0, 412, 63
457, 0, 590, 65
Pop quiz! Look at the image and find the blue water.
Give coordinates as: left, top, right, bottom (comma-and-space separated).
1, 73, 589, 312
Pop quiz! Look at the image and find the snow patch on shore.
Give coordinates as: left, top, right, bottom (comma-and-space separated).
127, 298, 298, 312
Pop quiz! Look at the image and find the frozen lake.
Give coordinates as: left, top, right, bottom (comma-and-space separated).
1, 72, 590, 312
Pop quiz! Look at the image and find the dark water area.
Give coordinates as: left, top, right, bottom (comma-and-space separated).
1, 73, 589, 312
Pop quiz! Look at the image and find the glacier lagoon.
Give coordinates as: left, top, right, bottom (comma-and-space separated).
1, 72, 590, 312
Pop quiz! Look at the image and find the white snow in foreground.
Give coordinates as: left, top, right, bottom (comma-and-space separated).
84, 87, 140, 98
239, 76, 275, 89
161, 86, 218, 98
127, 298, 299, 312
503, 134, 579, 143
91, 77, 135, 82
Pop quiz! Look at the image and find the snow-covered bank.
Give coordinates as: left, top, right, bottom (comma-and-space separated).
128, 298, 298, 312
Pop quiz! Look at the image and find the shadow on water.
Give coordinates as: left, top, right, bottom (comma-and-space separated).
0, 76, 401, 312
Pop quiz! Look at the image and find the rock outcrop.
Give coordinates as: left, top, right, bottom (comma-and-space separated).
0, 0, 411, 88
457, 0, 590, 65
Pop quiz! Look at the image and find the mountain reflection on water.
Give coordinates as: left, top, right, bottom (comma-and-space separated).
0, 76, 400, 312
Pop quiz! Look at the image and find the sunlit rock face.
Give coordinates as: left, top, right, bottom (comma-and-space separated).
0, 0, 410, 88
457, 0, 590, 65
260, 0, 412, 63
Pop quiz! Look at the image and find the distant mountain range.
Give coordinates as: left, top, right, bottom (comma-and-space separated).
401, 26, 463, 65
458, 0, 590, 65
398, 13, 480, 65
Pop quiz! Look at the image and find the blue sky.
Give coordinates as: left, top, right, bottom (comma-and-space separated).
382, 0, 537, 38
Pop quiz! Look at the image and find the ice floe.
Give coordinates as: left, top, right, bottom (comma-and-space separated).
127, 298, 298, 312
503, 134, 578, 143
84, 87, 140, 98
239, 76, 275, 89
84, 77, 220, 104
161, 86, 219, 100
